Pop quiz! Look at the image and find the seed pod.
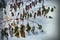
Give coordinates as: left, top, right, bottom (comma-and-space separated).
16, 18, 19, 20
37, 10, 41, 16
20, 24, 25, 38
41, 29, 44, 32
38, 24, 42, 30
10, 4, 12, 8
14, 26, 19, 33
20, 17, 24, 21
15, 31, 19, 38
30, 3, 32, 8
4, 10, 6, 15
54, 6, 56, 9
20, 29, 25, 38
17, 2, 20, 9
32, 1, 35, 7
31, 26, 35, 34
20, 24, 25, 30
20, 14, 24, 20
34, 12, 36, 19
25, 5, 29, 11
28, 14, 29, 18
14, 4, 17, 11
11, 12, 14, 16
30, 13, 32, 18
42, 6, 45, 15
18, 13, 19, 16
51, 8, 54, 12
49, 16, 53, 19
26, 23, 31, 33
44, 7, 50, 16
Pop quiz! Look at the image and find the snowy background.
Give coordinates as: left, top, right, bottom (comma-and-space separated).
0, 0, 59, 40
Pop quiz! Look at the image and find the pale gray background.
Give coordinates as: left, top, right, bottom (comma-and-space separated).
0, 0, 60, 40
